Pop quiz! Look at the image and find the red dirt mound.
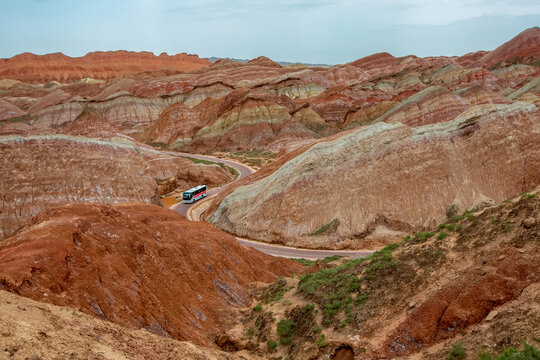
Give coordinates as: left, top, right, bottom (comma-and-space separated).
0, 203, 304, 347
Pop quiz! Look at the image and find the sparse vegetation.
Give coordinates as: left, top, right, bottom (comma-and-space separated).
447, 342, 466, 360
223, 149, 277, 167
290, 255, 342, 267
437, 231, 448, 240
276, 319, 295, 345
253, 304, 262, 312
263, 278, 289, 304
308, 218, 340, 236
520, 192, 537, 199
476, 342, 539, 359
316, 334, 327, 348
415, 231, 435, 242
267, 339, 278, 352
181, 156, 239, 179
297, 243, 399, 326
503, 220, 513, 232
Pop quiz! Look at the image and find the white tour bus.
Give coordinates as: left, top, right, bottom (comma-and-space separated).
182, 185, 207, 204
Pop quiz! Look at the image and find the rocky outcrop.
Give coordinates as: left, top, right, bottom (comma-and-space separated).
205, 102, 539, 248
0, 98, 26, 121
145, 154, 235, 195
0, 203, 304, 346
0, 134, 160, 239
377, 86, 470, 126
0, 51, 211, 83
136, 102, 202, 146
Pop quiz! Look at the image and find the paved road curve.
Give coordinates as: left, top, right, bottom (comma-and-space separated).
167, 151, 372, 260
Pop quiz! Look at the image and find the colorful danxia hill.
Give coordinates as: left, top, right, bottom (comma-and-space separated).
0, 27, 539, 359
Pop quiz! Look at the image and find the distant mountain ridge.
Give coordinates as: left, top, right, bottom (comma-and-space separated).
208, 56, 331, 67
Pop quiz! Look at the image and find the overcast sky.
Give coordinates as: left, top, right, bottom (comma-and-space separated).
1, 0, 539, 64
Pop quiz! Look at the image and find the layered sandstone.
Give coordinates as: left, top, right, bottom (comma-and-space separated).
0, 134, 159, 239
0, 203, 303, 347
0, 27, 538, 153
206, 102, 539, 248
0, 51, 211, 83
377, 86, 471, 126
0, 98, 25, 120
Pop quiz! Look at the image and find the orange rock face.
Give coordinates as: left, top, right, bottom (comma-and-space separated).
0, 203, 303, 346
0, 51, 211, 83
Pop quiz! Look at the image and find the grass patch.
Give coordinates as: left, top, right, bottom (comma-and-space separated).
477, 342, 539, 359
308, 218, 340, 236
277, 319, 295, 345
291, 258, 316, 266
291, 255, 343, 267
503, 220, 513, 233
267, 339, 277, 352
415, 231, 435, 242
253, 304, 262, 312
316, 334, 327, 348
447, 343, 466, 360
263, 278, 289, 304
437, 231, 448, 240
521, 192, 537, 199
322, 255, 343, 263
298, 243, 399, 325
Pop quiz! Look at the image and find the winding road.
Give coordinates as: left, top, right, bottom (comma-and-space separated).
167, 151, 372, 260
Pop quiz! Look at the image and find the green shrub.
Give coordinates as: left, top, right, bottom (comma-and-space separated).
447, 343, 466, 360
437, 231, 448, 240
316, 334, 327, 348
291, 258, 316, 266
304, 303, 315, 312
277, 319, 295, 345
254, 304, 262, 312
415, 231, 435, 242
520, 192, 537, 199
267, 339, 277, 352
503, 220, 513, 233
494, 342, 540, 359
247, 327, 255, 338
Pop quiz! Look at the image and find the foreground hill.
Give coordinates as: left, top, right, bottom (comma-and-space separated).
0, 50, 211, 83
0, 203, 304, 347
0, 290, 249, 360
218, 189, 539, 359
204, 101, 539, 248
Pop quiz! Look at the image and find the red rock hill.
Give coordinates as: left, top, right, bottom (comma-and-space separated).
0, 50, 211, 83
0, 203, 304, 347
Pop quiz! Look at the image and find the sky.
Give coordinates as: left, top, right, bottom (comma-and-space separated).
0, 0, 539, 64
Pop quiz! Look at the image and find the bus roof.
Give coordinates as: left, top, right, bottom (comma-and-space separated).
183, 184, 206, 194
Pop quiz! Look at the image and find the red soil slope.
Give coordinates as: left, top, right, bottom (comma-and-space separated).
0, 203, 304, 347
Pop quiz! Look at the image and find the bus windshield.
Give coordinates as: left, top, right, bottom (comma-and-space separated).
183, 193, 192, 200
